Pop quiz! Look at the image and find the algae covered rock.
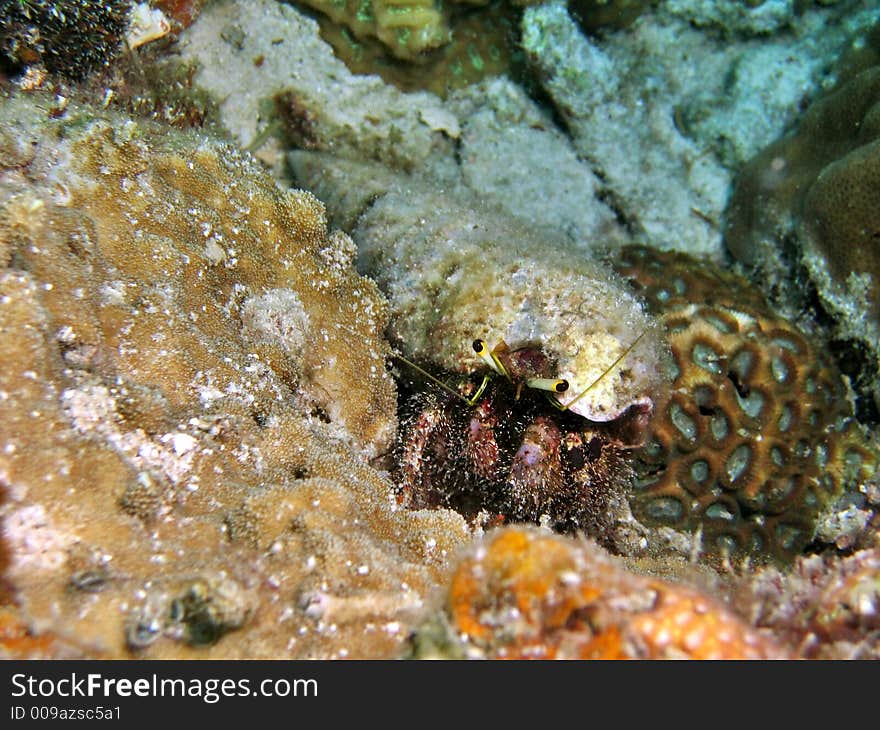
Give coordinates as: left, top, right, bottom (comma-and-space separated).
0, 90, 471, 658
522, 0, 879, 259
177, 0, 459, 175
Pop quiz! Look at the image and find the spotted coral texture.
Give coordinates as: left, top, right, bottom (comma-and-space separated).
0, 91, 470, 659
614, 246, 877, 563
438, 527, 785, 659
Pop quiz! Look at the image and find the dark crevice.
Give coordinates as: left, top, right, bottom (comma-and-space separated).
594, 184, 640, 235
726, 370, 750, 400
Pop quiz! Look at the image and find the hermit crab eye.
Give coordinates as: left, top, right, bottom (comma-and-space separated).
473, 338, 507, 377
526, 378, 569, 393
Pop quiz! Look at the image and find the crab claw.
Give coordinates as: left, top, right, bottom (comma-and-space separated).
508, 416, 565, 520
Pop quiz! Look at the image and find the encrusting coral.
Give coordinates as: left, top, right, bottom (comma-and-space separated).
290, 0, 553, 69
613, 245, 877, 564
732, 547, 880, 658
310, 1, 524, 98
408, 526, 788, 659
292, 0, 452, 62
0, 89, 472, 658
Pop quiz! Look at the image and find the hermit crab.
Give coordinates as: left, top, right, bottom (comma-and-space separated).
326, 189, 672, 541
286, 155, 671, 540
394, 331, 658, 543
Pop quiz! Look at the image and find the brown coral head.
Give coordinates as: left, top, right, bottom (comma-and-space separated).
615, 244, 878, 564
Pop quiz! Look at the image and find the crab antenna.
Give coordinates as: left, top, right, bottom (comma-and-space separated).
472, 339, 509, 378
391, 352, 472, 404
526, 378, 569, 393
556, 328, 649, 412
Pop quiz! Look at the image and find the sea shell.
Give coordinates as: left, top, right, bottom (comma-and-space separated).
289, 150, 670, 423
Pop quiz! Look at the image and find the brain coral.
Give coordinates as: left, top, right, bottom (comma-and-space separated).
724, 62, 880, 418
0, 90, 472, 658
613, 246, 877, 564
409, 526, 787, 659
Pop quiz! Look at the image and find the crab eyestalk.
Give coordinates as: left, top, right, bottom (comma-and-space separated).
472, 338, 509, 378
525, 378, 569, 394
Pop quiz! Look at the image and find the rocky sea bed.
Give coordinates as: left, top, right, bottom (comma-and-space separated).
0, 0, 878, 659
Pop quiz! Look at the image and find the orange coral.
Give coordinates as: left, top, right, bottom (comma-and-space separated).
441, 527, 786, 659
614, 245, 877, 563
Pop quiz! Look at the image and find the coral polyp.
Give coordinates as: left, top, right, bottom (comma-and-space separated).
614, 245, 877, 563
